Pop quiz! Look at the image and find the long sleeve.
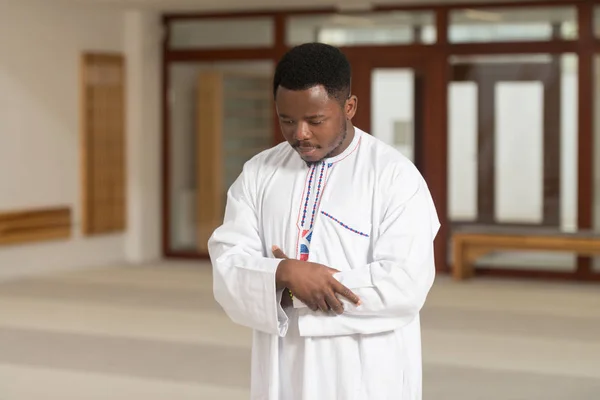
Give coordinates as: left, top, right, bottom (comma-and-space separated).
298, 170, 440, 337
208, 163, 289, 337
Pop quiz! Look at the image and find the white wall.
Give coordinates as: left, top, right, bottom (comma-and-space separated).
125, 10, 162, 263
0, 2, 161, 279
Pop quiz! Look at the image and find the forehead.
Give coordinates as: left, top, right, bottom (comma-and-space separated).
275, 86, 340, 116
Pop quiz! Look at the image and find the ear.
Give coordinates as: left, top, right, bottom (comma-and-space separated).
344, 95, 358, 120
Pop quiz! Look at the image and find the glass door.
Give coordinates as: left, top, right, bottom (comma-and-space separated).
347, 56, 442, 269
449, 56, 573, 228
447, 54, 579, 272
167, 61, 274, 256
370, 68, 424, 169
347, 57, 427, 173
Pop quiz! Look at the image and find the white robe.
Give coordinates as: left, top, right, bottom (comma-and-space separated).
208, 127, 440, 400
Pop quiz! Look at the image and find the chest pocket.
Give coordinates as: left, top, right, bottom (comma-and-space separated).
316, 208, 372, 270
320, 210, 371, 238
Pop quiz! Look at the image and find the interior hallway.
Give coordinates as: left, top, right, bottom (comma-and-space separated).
1, 262, 599, 400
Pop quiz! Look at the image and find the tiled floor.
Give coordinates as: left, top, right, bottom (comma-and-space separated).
1, 261, 599, 399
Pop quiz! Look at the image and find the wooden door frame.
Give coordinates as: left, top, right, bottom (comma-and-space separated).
161, 2, 599, 282
346, 54, 449, 272
450, 61, 562, 227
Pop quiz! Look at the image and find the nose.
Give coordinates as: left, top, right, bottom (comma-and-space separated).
292, 122, 311, 141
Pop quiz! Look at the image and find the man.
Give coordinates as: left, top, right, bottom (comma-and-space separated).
208, 43, 440, 400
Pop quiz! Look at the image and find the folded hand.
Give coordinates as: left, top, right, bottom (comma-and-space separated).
272, 246, 360, 314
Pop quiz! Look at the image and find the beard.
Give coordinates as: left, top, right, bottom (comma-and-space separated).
305, 119, 348, 167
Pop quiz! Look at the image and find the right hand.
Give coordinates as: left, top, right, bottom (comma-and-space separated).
273, 246, 360, 314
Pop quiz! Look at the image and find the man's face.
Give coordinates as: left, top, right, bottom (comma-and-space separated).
275, 85, 357, 164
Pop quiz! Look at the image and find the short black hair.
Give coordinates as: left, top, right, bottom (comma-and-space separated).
273, 42, 351, 103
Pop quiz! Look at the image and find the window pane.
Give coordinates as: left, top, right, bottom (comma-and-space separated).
449, 7, 577, 43
170, 18, 274, 49
447, 54, 578, 272
287, 12, 436, 46
448, 82, 478, 221
168, 61, 273, 254
495, 81, 544, 223
560, 56, 579, 233
371, 68, 415, 161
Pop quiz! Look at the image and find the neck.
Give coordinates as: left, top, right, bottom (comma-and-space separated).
327, 124, 355, 159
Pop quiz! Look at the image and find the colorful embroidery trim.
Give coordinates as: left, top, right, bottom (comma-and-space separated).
320, 211, 370, 237
309, 162, 329, 229
300, 165, 316, 227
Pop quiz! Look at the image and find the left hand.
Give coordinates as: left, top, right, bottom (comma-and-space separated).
271, 246, 353, 314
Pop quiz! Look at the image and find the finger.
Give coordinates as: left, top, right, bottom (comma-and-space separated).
271, 246, 289, 259
332, 280, 361, 305
325, 267, 341, 275
325, 291, 344, 314
307, 301, 319, 312
316, 296, 329, 313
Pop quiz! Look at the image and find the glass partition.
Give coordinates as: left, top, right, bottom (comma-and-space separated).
168, 61, 274, 254
170, 18, 274, 49
448, 80, 478, 221
162, 5, 599, 277
371, 68, 417, 162
447, 54, 579, 271
449, 7, 577, 43
287, 11, 436, 46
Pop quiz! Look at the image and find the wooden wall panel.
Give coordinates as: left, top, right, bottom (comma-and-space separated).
0, 207, 71, 246
196, 71, 224, 254
80, 53, 126, 235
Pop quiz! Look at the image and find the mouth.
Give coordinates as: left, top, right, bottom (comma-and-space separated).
296, 146, 317, 156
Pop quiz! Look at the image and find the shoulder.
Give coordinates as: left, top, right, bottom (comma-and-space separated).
357, 128, 424, 194
228, 141, 292, 201
236, 141, 297, 196
242, 141, 293, 173
358, 129, 438, 226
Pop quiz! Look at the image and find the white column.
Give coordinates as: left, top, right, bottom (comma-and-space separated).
124, 10, 162, 263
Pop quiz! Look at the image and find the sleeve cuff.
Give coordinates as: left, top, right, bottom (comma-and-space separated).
275, 289, 290, 336
292, 267, 373, 309
265, 258, 289, 337
293, 296, 308, 309
333, 267, 374, 289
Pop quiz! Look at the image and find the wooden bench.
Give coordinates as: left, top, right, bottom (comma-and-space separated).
0, 207, 72, 246
451, 226, 600, 281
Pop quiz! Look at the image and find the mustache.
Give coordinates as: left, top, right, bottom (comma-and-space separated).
292, 142, 321, 149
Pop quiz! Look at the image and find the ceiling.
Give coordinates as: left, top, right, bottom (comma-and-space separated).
40, 0, 552, 12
